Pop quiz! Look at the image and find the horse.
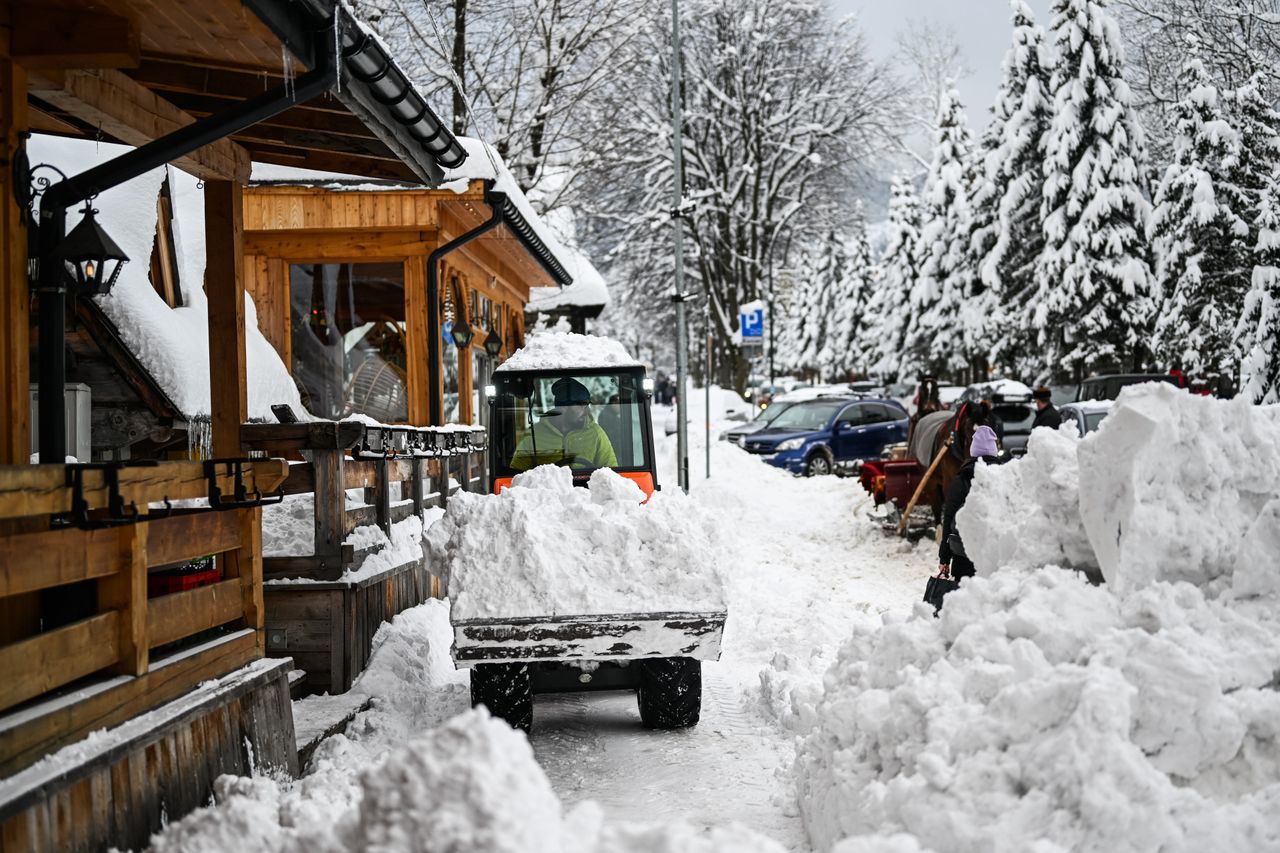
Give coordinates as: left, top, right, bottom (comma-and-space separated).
904, 395, 993, 525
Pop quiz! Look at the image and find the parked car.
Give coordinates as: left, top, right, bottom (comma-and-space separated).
740, 397, 909, 476
938, 384, 965, 409
1058, 400, 1112, 435
1076, 373, 1180, 401
958, 379, 1036, 455
722, 386, 856, 442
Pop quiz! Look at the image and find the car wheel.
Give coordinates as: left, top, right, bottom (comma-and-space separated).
636, 657, 701, 729
470, 662, 533, 733
804, 449, 834, 477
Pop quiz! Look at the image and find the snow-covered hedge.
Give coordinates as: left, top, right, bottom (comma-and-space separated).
796, 385, 1280, 852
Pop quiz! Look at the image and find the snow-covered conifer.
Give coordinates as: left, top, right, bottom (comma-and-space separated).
972, 0, 1052, 376
821, 205, 875, 379
1238, 175, 1280, 403
1035, 0, 1155, 380
868, 175, 923, 381
1149, 58, 1251, 379
905, 83, 973, 378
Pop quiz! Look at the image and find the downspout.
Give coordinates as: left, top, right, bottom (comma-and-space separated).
427, 188, 509, 425
34, 46, 336, 462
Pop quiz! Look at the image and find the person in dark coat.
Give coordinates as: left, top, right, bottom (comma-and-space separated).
1031, 386, 1062, 430
938, 424, 1002, 580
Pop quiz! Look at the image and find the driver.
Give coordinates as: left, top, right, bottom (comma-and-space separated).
510, 377, 617, 471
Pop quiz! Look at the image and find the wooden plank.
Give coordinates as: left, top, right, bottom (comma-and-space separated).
0, 55, 29, 466
0, 526, 130, 597
147, 579, 243, 649
0, 629, 260, 776
96, 523, 148, 677
26, 69, 250, 183
228, 508, 264, 634
242, 229, 439, 260
344, 505, 376, 534
146, 510, 241, 567
0, 613, 120, 712
373, 460, 392, 536
0, 459, 288, 520
311, 448, 345, 581
205, 180, 248, 458
240, 421, 364, 453
9, 5, 140, 70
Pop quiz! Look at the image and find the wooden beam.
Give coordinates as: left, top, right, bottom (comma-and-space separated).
205, 180, 247, 458
242, 229, 439, 260
27, 69, 250, 183
96, 524, 147, 677
146, 510, 242, 567
244, 145, 418, 183
147, 578, 243, 649
0, 56, 29, 465
0, 526, 130, 597
9, 6, 140, 71
0, 613, 120, 713
406, 255, 430, 425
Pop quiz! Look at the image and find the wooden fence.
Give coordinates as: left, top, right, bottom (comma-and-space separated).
0, 459, 287, 776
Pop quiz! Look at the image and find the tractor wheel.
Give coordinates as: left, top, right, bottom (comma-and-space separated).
471, 663, 533, 733
804, 449, 834, 477
636, 657, 702, 729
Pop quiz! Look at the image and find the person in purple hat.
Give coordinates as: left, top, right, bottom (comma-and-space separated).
938, 424, 1002, 580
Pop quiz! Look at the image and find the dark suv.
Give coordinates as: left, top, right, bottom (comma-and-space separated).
740, 397, 909, 476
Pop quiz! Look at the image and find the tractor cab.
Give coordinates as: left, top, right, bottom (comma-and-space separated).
487, 363, 659, 498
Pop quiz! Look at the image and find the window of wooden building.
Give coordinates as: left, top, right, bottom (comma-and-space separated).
287, 261, 408, 422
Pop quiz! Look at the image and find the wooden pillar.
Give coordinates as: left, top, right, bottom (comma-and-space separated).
223, 507, 264, 649
311, 447, 345, 582
204, 180, 247, 458
98, 523, 149, 675
405, 256, 429, 426
0, 54, 30, 465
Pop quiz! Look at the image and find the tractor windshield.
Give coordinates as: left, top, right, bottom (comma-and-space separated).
490, 369, 651, 479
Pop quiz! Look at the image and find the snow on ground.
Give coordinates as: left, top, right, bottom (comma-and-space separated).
795, 385, 1280, 852
150, 391, 934, 852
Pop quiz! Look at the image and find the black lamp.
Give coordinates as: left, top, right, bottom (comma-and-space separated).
451, 316, 474, 348
58, 202, 128, 296
483, 328, 502, 358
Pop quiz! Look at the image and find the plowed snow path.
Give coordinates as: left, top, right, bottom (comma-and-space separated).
530, 433, 935, 850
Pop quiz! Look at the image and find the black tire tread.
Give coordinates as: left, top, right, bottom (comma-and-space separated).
636, 657, 701, 729
471, 662, 533, 732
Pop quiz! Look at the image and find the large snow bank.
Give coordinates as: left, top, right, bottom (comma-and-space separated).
429, 466, 725, 619
797, 386, 1280, 852
494, 332, 641, 373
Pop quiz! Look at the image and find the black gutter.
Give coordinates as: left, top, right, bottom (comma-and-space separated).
427, 190, 507, 425
246, 0, 468, 180
486, 190, 572, 286
35, 54, 336, 462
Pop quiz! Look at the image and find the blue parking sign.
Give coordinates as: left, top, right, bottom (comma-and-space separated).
739, 301, 764, 338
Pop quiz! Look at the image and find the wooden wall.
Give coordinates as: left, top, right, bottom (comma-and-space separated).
244, 186, 442, 232
0, 658, 297, 853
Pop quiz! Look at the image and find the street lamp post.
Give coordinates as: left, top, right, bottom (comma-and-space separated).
670, 0, 689, 493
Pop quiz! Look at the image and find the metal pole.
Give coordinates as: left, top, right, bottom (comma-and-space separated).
767, 249, 775, 391
671, 0, 689, 492
704, 317, 711, 478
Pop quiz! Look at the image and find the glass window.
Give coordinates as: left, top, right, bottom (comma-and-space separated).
289, 262, 407, 422
491, 370, 650, 478
769, 401, 842, 431
472, 351, 492, 427
836, 404, 865, 425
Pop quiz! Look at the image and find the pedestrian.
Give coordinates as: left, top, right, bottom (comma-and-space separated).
938, 424, 1002, 581
1031, 386, 1062, 430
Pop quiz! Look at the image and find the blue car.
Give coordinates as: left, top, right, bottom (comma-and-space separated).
739, 397, 909, 476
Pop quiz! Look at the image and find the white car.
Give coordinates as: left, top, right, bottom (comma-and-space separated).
1057, 400, 1112, 435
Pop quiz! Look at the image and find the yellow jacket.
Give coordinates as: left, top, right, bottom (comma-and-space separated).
510, 415, 617, 471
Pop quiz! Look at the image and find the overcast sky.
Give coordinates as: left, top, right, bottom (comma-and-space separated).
831, 0, 1055, 135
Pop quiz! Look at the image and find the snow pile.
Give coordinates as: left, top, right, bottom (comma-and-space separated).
494, 332, 641, 373
956, 425, 1097, 576
1076, 383, 1280, 594
429, 466, 726, 619
796, 386, 1280, 852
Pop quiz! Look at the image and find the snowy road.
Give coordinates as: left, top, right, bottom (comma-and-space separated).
529, 413, 936, 850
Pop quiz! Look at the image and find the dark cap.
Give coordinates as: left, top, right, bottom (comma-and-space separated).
552, 377, 591, 405
1032, 386, 1052, 401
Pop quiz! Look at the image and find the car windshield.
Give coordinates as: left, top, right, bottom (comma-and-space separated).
1084, 412, 1107, 433
754, 402, 789, 423
767, 401, 842, 431
490, 370, 650, 478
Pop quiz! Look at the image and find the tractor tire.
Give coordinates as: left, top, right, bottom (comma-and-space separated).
471, 662, 533, 733
804, 448, 834, 477
636, 657, 702, 729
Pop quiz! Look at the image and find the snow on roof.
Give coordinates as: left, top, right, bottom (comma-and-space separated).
30, 134, 304, 421
494, 332, 641, 373
526, 246, 608, 312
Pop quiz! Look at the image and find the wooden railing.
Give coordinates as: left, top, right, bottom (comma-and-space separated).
0, 459, 287, 771
242, 422, 488, 582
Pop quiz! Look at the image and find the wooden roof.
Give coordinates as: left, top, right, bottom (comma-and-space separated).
17, 0, 457, 183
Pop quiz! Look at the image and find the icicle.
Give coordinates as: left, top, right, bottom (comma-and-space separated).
282, 44, 295, 101
187, 417, 213, 461
333, 2, 343, 95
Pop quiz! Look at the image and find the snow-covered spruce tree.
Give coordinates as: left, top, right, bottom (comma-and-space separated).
868, 174, 924, 382
791, 236, 838, 381
1034, 0, 1155, 381
971, 0, 1053, 377
1238, 174, 1280, 403
819, 205, 876, 380
905, 83, 973, 380
1149, 58, 1252, 380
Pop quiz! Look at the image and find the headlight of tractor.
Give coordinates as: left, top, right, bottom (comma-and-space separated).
776, 437, 805, 451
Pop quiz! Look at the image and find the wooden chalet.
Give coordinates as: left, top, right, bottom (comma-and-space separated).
0, 0, 588, 849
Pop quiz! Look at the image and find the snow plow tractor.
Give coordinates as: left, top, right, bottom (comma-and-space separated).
448, 348, 726, 734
